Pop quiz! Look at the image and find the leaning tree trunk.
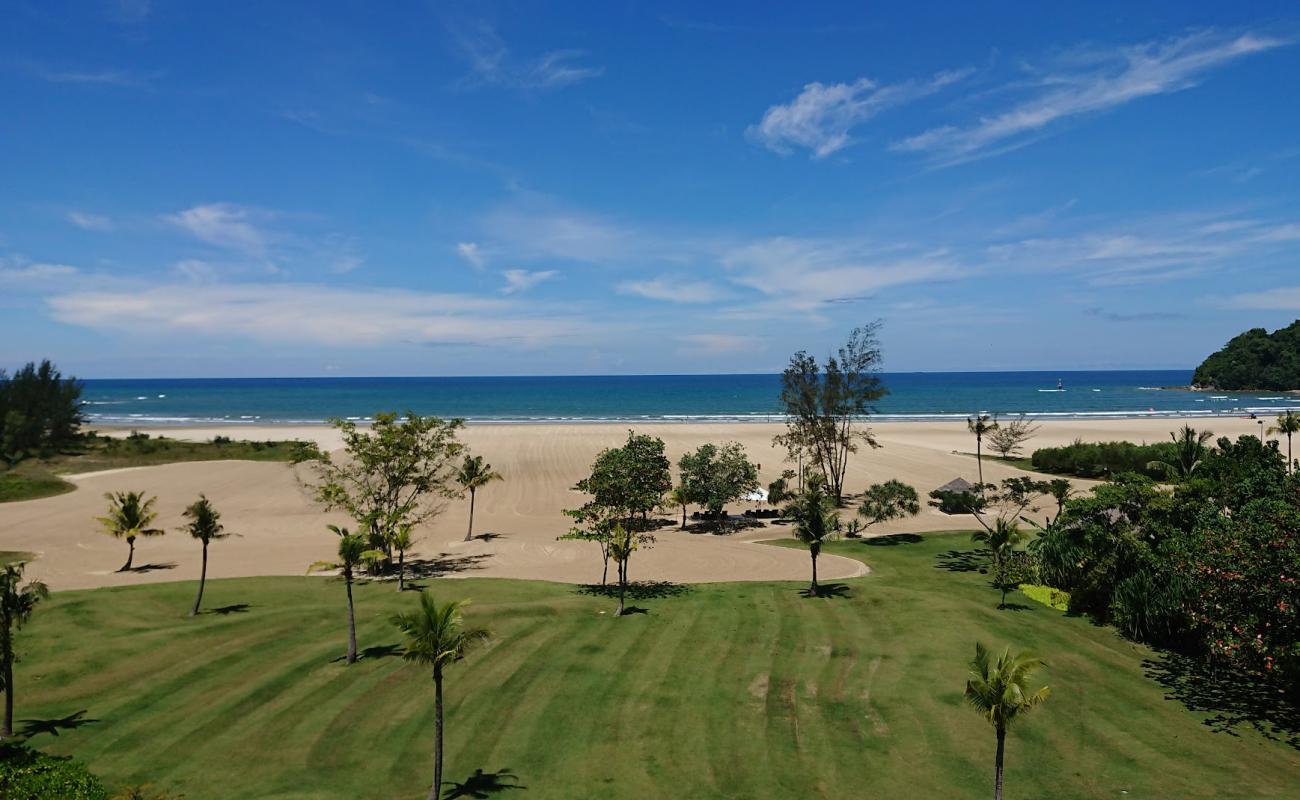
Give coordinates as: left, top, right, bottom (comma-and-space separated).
809, 548, 820, 596
993, 725, 1006, 800
190, 541, 209, 616
430, 666, 444, 800
345, 575, 358, 664
2, 632, 12, 738
120, 537, 135, 572
464, 488, 477, 542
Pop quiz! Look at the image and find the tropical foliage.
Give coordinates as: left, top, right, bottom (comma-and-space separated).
96, 491, 164, 572
967, 414, 998, 488
308, 526, 382, 664
455, 454, 503, 541
986, 415, 1039, 458
856, 480, 921, 532
1030, 439, 1177, 479
391, 593, 489, 800
775, 324, 887, 503
0, 742, 108, 799
1192, 320, 1300, 390
181, 495, 229, 616
787, 480, 840, 596
1268, 409, 1300, 472
677, 441, 759, 522
963, 643, 1050, 800
0, 562, 48, 738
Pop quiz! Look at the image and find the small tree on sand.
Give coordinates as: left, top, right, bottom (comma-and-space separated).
665, 486, 689, 530
986, 415, 1039, 459
308, 526, 381, 664
391, 593, 489, 800
97, 490, 164, 572
455, 454, 502, 542
0, 562, 47, 738
788, 480, 840, 597
964, 642, 1051, 800
181, 495, 231, 616
392, 524, 416, 592
678, 441, 760, 525
856, 480, 921, 534
967, 415, 999, 490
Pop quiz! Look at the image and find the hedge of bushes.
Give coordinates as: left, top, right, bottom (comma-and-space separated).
0, 743, 108, 800
1029, 439, 1176, 479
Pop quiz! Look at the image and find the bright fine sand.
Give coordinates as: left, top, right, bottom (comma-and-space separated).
0, 417, 1267, 590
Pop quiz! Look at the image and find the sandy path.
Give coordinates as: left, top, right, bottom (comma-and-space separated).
0, 417, 1265, 590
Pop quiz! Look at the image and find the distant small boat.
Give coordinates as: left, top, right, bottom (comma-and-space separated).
1039, 379, 1065, 392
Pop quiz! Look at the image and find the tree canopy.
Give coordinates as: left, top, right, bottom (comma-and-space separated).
1191, 320, 1300, 390
0, 360, 83, 465
677, 441, 759, 518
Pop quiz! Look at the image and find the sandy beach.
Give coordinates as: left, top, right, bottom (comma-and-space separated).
0, 417, 1267, 590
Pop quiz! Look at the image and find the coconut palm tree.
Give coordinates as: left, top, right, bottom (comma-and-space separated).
1146, 424, 1213, 480
1046, 478, 1074, 521
1268, 410, 1300, 473
0, 562, 48, 738
455, 455, 503, 542
964, 642, 1051, 800
788, 481, 840, 597
392, 523, 416, 592
666, 486, 689, 530
309, 525, 381, 664
968, 414, 999, 491
181, 495, 230, 616
391, 593, 490, 800
97, 490, 164, 572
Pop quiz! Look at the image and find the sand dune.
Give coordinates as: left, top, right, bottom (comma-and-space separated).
0, 417, 1266, 590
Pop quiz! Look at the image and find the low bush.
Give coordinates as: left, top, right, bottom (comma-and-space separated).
1030, 439, 1175, 478
0, 742, 108, 800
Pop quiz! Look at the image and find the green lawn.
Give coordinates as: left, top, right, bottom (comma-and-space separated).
13, 533, 1299, 799
0, 463, 75, 503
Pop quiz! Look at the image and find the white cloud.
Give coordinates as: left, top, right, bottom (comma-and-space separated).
895, 30, 1287, 164
721, 237, 959, 307
173, 259, 218, 282
481, 204, 648, 263
500, 269, 558, 294
163, 203, 270, 256
457, 242, 487, 269
1222, 286, 1300, 310
0, 262, 80, 289
48, 283, 585, 347
749, 69, 970, 158
449, 20, 603, 89
66, 211, 114, 231
617, 276, 728, 303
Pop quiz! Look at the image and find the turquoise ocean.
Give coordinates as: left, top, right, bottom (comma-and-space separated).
76, 371, 1299, 426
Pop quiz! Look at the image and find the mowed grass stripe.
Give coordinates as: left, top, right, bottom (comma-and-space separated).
14, 536, 1300, 799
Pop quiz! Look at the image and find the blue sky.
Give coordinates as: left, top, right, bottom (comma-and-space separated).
3, 1, 1299, 377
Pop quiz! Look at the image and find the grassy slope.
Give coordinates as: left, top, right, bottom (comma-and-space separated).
0, 435, 307, 503
14, 534, 1299, 799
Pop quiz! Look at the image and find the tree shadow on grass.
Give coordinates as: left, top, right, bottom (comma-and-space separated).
575, 581, 692, 601
1143, 652, 1300, 749
19, 710, 97, 738
861, 533, 923, 546
443, 767, 525, 798
359, 643, 402, 660
208, 603, 250, 615
800, 583, 852, 599
934, 549, 987, 573
996, 602, 1034, 612
404, 553, 493, 580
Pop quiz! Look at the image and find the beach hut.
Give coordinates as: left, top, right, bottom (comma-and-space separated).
934, 477, 975, 494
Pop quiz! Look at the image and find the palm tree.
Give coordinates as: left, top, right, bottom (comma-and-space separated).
455, 455, 503, 542
0, 562, 48, 738
181, 495, 230, 616
964, 642, 1051, 800
968, 414, 999, 491
666, 486, 689, 529
309, 525, 381, 664
392, 524, 416, 592
1046, 478, 1073, 521
788, 481, 840, 597
1146, 424, 1213, 480
97, 490, 164, 572
1268, 410, 1300, 473
391, 593, 490, 800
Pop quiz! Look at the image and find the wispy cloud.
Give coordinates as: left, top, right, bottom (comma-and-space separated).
448, 20, 602, 90
480, 203, 653, 263
457, 242, 487, 269
895, 30, 1287, 165
500, 269, 558, 294
675, 333, 761, 356
0, 260, 80, 289
48, 282, 586, 347
749, 69, 970, 158
163, 203, 271, 258
617, 276, 729, 304
66, 211, 114, 232
1221, 286, 1300, 311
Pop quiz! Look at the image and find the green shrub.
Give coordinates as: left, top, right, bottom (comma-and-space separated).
928, 489, 984, 514
0, 743, 108, 799
1030, 439, 1175, 478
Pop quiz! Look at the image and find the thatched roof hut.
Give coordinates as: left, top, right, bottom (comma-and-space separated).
934, 477, 975, 494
